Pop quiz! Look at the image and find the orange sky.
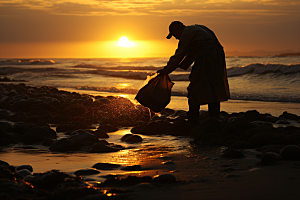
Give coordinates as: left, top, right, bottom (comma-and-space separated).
0, 0, 300, 58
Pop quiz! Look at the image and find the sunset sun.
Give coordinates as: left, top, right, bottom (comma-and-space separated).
118, 36, 134, 47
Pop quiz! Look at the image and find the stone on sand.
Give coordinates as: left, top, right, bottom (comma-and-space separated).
121, 134, 143, 143
92, 163, 121, 170
151, 174, 177, 184
280, 145, 300, 160
74, 168, 100, 176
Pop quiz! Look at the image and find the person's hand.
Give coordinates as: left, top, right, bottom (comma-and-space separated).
157, 68, 169, 75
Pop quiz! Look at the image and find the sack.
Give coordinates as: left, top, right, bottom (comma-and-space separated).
135, 75, 174, 112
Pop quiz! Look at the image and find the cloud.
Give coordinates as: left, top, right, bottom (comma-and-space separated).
0, 0, 299, 17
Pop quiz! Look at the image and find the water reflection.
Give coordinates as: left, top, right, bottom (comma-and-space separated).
0, 128, 192, 182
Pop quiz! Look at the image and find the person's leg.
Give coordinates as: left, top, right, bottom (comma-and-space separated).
208, 102, 220, 117
187, 98, 200, 125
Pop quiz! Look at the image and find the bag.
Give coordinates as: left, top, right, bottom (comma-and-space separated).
135, 75, 174, 112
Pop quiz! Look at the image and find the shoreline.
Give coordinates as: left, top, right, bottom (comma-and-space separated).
1, 83, 300, 199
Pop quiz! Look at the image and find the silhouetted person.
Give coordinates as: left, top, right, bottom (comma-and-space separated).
157, 21, 230, 125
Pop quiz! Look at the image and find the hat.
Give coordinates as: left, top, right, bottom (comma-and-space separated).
166, 21, 184, 39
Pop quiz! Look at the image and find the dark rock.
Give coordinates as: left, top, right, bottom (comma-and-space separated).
279, 111, 300, 120
151, 174, 177, 184
16, 169, 32, 177
91, 129, 109, 138
89, 142, 120, 153
221, 149, 245, 159
49, 138, 79, 152
98, 124, 118, 132
16, 165, 33, 172
280, 145, 300, 160
131, 121, 169, 135
0, 109, 9, 119
121, 134, 143, 143
12, 122, 29, 134
0, 160, 9, 166
102, 175, 152, 187
92, 163, 121, 170
29, 170, 69, 189
74, 168, 100, 176
68, 131, 99, 145
56, 122, 91, 132
229, 141, 249, 149
275, 119, 290, 124
243, 110, 260, 121
121, 165, 142, 171
0, 121, 13, 132
225, 117, 255, 136
21, 126, 57, 145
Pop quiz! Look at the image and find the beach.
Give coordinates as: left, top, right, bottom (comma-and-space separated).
1, 82, 300, 200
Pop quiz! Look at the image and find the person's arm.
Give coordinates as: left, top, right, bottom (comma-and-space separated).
158, 26, 198, 75
178, 53, 196, 70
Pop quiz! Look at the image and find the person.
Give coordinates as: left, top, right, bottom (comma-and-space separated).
157, 21, 230, 125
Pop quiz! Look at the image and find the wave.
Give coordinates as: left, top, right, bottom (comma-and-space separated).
1, 62, 300, 82
0, 59, 55, 65
75, 86, 300, 103
73, 64, 160, 71
227, 63, 300, 77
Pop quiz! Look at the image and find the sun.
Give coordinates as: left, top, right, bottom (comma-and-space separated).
117, 36, 134, 47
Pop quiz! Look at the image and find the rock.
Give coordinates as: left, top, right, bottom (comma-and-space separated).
21, 126, 57, 145
259, 152, 282, 166
224, 174, 241, 178
16, 164, 33, 172
0, 109, 9, 119
280, 145, 300, 160
0, 121, 12, 132
74, 168, 100, 176
12, 122, 29, 134
275, 119, 290, 124
151, 174, 177, 184
98, 124, 118, 133
121, 165, 142, 171
16, 169, 32, 177
166, 118, 195, 136
91, 129, 109, 138
89, 142, 119, 153
92, 163, 121, 170
226, 117, 255, 136
221, 149, 245, 159
229, 141, 249, 149
102, 175, 152, 187
68, 131, 99, 145
279, 111, 300, 121
29, 170, 69, 189
49, 138, 79, 152
244, 110, 260, 121
121, 134, 143, 143
0, 160, 10, 166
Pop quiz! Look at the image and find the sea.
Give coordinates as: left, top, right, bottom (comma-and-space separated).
1, 56, 300, 179
1, 56, 300, 116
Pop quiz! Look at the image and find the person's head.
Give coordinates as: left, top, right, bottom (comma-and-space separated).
166, 21, 186, 40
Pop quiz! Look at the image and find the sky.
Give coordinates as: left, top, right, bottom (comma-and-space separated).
0, 0, 300, 58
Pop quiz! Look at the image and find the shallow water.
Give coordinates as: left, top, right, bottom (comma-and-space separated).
0, 128, 192, 183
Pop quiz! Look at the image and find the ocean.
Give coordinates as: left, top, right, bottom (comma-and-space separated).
1, 56, 300, 116
1, 56, 300, 179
